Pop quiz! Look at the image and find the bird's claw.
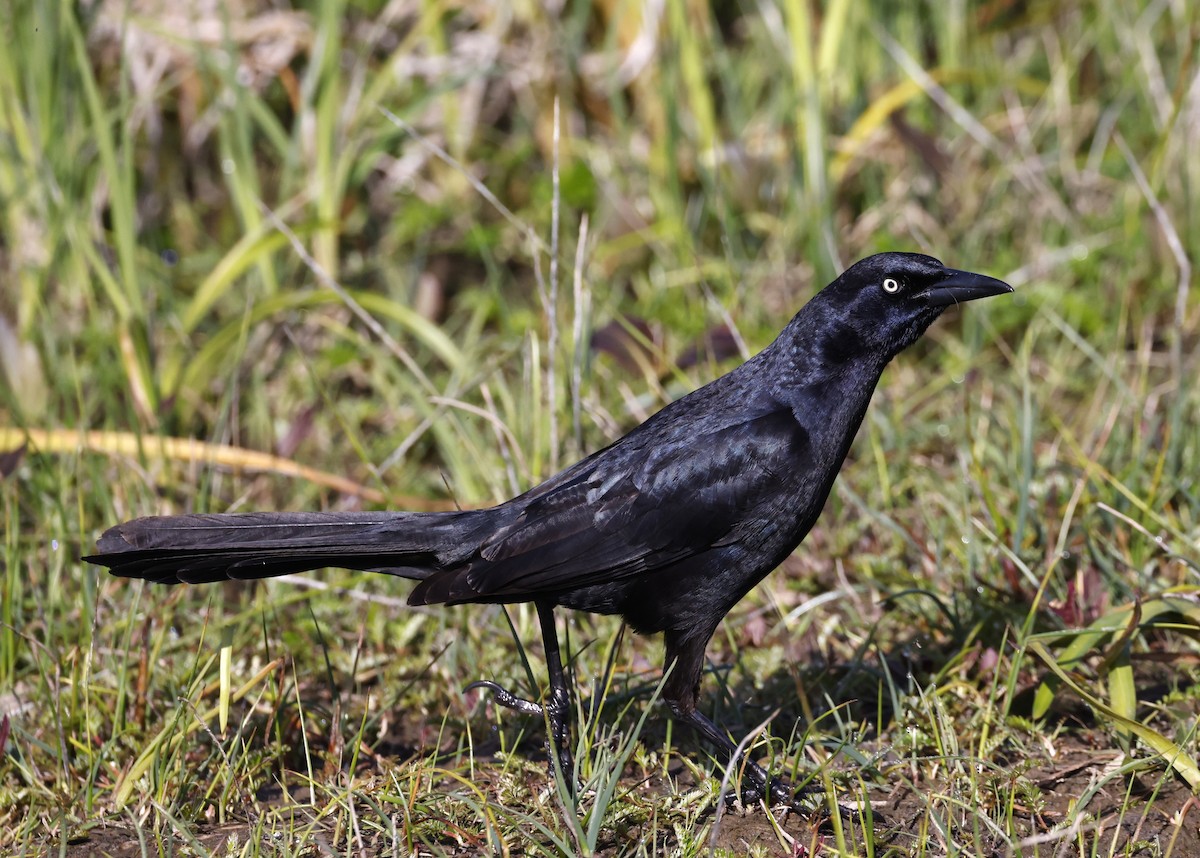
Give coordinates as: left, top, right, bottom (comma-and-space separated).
727, 773, 817, 811
465, 678, 578, 791
464, 679, 545, 717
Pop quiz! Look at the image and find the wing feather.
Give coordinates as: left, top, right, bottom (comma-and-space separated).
411, 404, 811, 604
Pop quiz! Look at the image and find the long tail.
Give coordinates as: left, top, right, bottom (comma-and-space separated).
86, 510, 479, 586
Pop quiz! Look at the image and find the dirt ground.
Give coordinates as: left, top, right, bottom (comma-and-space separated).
55, 738, 1200, 857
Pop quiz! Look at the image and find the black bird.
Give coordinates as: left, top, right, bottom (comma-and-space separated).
88, 252, 1012, 804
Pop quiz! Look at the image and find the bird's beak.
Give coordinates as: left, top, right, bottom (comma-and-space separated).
922, 269, 1014, 307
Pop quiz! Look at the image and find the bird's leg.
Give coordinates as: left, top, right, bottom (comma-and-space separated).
536, 600, 576, 783
663, 629, 806, 808
464, 601, 575, 789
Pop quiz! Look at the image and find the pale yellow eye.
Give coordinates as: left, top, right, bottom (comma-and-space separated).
882, 277, 901, 294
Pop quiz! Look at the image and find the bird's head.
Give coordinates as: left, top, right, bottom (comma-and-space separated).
816, 252, 1013, 360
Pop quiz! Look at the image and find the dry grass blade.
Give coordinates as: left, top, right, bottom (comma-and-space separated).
1028, 641, 1200, 789
1, 428, 390, 504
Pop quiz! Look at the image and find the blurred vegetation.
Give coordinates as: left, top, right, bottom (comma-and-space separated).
1, 0, 1198, 855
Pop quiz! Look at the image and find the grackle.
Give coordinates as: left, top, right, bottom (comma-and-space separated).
88, 252, 1012, 805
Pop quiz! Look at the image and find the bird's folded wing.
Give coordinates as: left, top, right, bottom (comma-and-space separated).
413, 406, 811, 603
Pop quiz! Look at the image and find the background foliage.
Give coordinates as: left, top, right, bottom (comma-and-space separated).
1, 0, 1198, 854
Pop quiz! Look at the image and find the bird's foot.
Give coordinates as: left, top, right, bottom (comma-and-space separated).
728, 770, 819, 811
730, 773, 871, 828
465, 679, 577, 788
464, 679, 544, 717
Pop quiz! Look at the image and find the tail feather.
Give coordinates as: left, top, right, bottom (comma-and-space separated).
86, 510, 477, 586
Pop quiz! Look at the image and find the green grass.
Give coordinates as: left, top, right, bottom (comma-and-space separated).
2, 1, 1199, 855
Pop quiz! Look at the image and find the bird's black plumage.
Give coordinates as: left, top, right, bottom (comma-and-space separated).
88, 252, 1012, 804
